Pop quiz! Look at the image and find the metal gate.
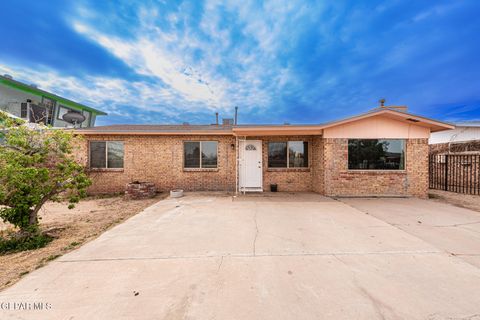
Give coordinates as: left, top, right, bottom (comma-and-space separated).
429, 154, 480, 195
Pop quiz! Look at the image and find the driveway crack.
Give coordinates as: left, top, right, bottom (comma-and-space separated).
433, 220, 480, 228
217, 256, 224, 273
333, 254, 399, 320
253, 207, 259, 256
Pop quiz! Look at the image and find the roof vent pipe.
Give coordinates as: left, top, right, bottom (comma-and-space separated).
234, 106, 238, 125
215, 112, 219, 125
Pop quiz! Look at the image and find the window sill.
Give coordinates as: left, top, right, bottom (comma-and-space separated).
346, 170, 406, 174
183, 168, 219, 172
88, 168, 124, 172
267, 168, 310, 172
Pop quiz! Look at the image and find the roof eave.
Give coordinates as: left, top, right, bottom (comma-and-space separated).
321, 109, 455, 132
0, 76, 107, 116
232, 126, 323, 136
74, 130, 234, 136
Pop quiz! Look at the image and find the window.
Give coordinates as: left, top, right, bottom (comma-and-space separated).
289, 141, 308, 167
20, 101, 53, 125
82, 111, 91, 128
184, 141, 218, 168
42, 97, 55, 125
42, 96, 56, 108
268, 141, 308, 168
348, 139, 405, 170
89, 141, 124, 169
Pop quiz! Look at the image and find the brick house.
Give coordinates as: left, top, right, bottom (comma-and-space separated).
74, 106, 454, 198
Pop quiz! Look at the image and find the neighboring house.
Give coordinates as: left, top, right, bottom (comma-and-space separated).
74, 106, 454, 198
430, 122, 480, 154
0, 74, 106, 127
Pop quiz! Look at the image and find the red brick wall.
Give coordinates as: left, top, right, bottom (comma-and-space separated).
77, 135, 236, 194
322, 138, 429, 198
311, 136, 325, 194
75, 135, 428, 198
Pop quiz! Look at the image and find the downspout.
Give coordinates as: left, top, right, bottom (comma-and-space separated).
235, 135, 238, 195
242, 136, 247, 195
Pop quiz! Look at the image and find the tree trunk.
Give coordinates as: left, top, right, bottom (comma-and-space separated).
28, 188, 59, 229
28, 209, 37, 226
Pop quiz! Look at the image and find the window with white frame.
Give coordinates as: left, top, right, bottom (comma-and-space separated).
184, 141, 218, 168
89, 141, 124, 169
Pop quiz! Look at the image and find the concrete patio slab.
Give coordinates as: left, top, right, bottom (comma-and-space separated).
343, 197, 480, 267
1, 193, 480, 319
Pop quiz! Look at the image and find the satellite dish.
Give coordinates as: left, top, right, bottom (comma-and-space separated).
62, 110, 86, 125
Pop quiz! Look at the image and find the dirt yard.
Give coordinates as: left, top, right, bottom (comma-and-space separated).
429, 189, 480, 212
0, 194, 166, 290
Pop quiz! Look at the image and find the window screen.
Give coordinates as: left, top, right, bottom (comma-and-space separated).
184, 142, 200, 168
107, 141, 124, 168
288, 141, 308, 168
268, 142, 287, 167
90, 141, 107, 168
201, 141, 218, 168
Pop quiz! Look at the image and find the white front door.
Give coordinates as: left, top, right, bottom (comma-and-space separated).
239, 140, 263, 192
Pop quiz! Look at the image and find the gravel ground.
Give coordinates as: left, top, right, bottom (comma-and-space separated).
0, 194, 166, 290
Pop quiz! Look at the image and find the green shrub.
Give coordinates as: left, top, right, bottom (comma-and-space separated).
0, 111, 91, 232
0, 234, 53, 255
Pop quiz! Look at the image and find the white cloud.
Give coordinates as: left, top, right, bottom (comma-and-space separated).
0, 64, 197, 121
2, 1, 360, 124
68, 1, 327, 118
72, 21, 222, 106
413, 3, 460, 22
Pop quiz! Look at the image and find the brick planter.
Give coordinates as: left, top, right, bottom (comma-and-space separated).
125, 181, 156, 200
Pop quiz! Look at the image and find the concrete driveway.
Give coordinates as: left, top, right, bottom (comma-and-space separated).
1, 193, 480, 319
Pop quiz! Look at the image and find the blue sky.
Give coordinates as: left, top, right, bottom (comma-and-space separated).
0, 0, 479, 125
